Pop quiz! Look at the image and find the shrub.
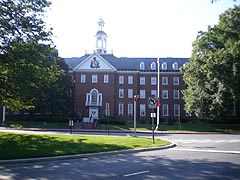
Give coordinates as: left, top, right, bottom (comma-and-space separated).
99, 117, 125, 125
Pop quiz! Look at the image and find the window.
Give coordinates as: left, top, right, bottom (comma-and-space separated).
119, 104, 124, 116
119, 76, 124, 84
173, 77, 179, 85
151, 62, 156, 70
128, 104, 133, 116
81, 74, 86, 83
140, 62, 145, 70
162, 77, 168, 85
86, 88, 102, 106
140, 90, 146, 99
162, 104, 168, 116
172, 62, 179, 70
162, 62, 167, 70
140, 104, 146, 116
174, 104, 180, 116
104, 75, 109, 83
128, 76, 133, 84
128, 89, 133, 98
119, 89, 124, 98
174, 90, 180, 99
162, 90, 168, 99
151, 77, 157, 85
92, 75, 97, 83
151, 90, 157, 97
140, 77, 145, 85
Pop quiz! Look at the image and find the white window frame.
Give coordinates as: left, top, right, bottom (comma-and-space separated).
92, 75, 97, 83
128, 89, 133, 98
128, 103, 133, 116
172, 62, 179, 70
162, 77, 168, 85
151, 62, 156, 70
119, 76, 124, 84
119, 103, 124, 116
140, 77, 145, 85
174, 104, 180, 117
128, 76, 133, 84
162, 104, 169, 116
81, 74, 86, 83
104, 74, 109, 83
119, 89, 124, 98
140, 62, 145, 70
173, 77, 179, 85
173, 90, 180, 99
139, 104, 146, 116
162, 90, 168, 99
151, 77, 157, 85
139, 90, 146, 99
162, 62, 167, 70
151, 90, 157, 97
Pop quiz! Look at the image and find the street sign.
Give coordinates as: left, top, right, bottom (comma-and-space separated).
151, 112, 156, 118
148, 97, 157, 109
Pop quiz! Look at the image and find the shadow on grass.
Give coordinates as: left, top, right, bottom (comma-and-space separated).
0, 133, 130, 160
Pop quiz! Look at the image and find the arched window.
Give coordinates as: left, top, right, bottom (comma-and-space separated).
161, 62, 167, 70
140, 62, 145, 70
151, 62, 156, 70
172, 62, 178, 70
86, 88, 102, 106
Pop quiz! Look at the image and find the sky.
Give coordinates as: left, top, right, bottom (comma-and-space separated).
45, 0, 239, 58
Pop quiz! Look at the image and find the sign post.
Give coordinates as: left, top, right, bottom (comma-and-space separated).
149, 96, 157, 144
69, 120, 74, 134
133, 95, 139, 137
151, 111, 156, 144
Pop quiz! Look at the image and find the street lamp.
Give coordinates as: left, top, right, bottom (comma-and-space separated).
133, 95, 139, 136
155, 57, 160, 130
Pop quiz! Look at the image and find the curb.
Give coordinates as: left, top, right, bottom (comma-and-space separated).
0, 143, 176, 165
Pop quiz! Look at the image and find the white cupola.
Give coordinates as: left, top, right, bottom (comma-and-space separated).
95, 17, 107, 54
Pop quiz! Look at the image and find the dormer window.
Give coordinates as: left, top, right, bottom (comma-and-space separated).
151, 62, 156, 70
172, 62, 179, 70
140, 62, 145, 70
161, 62, 167, 70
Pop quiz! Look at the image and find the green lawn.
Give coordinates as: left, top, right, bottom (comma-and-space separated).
97, 123, 240, 133
0, 132, 170, 160
3, 120, 240, 132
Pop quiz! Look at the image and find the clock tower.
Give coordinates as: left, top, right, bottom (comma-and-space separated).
95, 17, 107, 54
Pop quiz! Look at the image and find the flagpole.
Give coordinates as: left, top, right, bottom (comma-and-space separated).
155, 57, 160, 131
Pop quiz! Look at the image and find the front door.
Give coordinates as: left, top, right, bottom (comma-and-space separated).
89, 107, 98, 122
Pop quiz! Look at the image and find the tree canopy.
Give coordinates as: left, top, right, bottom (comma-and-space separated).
181, 6, 240, 121
0, 0, 72, 114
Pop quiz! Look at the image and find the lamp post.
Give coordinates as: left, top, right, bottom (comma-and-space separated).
155, 57, 160, 130
133, 95, 139, 136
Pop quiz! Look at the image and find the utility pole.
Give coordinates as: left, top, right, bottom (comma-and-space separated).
133, 95, 139, 136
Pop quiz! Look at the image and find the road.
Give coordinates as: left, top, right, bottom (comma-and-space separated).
0, 130, 240, 180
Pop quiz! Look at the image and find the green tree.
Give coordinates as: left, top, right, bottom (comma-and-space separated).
0, 0, 53, 110
1, 41, 68, 111
181, 6, 240, 121
0, 0, 52, 52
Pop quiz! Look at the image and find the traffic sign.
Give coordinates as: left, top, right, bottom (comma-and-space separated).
148, 97, 156, 109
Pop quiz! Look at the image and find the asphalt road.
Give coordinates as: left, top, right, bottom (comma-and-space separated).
0, 131, 240, 180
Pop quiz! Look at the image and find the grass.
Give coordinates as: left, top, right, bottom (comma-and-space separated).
0, 132, 170, 160
3, 120, 240, 132
97, 123, 240, 133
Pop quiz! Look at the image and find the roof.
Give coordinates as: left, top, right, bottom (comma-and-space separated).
64, 54, 189, 72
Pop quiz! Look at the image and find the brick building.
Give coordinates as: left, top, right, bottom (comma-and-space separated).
65, 18, 191, 123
